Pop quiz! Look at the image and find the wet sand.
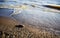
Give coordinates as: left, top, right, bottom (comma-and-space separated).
0, 16, 60, 38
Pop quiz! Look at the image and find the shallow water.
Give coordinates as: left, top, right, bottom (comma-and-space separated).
0, 0, 60, 35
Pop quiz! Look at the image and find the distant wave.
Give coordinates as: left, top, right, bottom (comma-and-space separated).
0, 0, 60, 5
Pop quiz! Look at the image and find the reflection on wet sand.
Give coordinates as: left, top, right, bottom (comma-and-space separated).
0, 16, 60, 38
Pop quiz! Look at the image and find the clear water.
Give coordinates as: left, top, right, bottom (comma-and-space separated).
0, 0, 60, 16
